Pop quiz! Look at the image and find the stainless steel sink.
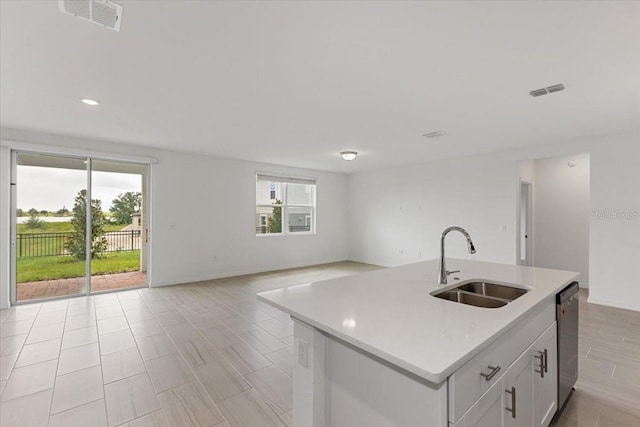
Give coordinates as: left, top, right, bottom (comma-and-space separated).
434, 290, 507, 308
431, 280, 528, 308
456, 282, 528, 301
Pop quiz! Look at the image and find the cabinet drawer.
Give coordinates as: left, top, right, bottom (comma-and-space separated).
451, 375, 505, 427
448, 300, 555, 423
508, 298, 555, 363
448, 331, 510, 422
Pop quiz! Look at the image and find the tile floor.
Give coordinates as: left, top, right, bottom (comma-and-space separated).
0, 261, 378, 426
551, 289, 640, 427
1, 262, 639, 426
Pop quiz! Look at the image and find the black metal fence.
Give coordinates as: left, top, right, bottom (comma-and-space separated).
16, 230, 142, 257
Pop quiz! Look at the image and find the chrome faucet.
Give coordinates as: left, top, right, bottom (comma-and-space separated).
438, 226, 476, 284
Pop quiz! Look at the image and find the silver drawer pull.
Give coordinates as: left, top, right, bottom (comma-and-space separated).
534, 349, 549, 378
534, 351, 545, 378
505, 386, 516, 419
480, 365, 501, 381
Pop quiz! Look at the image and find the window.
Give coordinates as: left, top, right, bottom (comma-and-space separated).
269, 183, 276, 200
256, 174, 316, 235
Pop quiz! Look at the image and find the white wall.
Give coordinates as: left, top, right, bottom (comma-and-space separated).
348, 132, 640, 311
588, 137, 640, 310
0, 129, 349, 309
532, 153, 590, 285
2, 129, 638, 312
348, 152, 517, 267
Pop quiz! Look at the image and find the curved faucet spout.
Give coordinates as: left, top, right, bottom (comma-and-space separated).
438, 226, 476, 285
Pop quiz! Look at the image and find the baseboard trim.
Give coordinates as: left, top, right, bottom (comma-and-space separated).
587, 296, 640, 312
149, 258, 356, 288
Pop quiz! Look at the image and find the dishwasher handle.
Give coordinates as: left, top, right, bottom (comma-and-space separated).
557, 282, 579, 304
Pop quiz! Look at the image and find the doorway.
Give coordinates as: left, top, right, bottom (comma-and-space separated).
516, 154, 590, 285
10, 151, 149, 303
519, 181, 533, 266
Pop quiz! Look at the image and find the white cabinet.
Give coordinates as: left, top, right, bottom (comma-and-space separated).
533, 324, 558, 427
452, 377, 506, 427
503, 322, 557, 427
451, 316, 558, 427
290, 298, 558, 427
503, 343, 535, 426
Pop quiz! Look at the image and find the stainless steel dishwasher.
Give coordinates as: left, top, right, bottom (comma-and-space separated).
557, 281, 579, 410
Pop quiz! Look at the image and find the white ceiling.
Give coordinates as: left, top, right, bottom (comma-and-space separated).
1, 1, 639, 173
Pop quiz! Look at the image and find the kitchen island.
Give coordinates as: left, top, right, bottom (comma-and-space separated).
258, 259, 578, 427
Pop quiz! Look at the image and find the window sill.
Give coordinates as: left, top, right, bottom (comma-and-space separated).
255, 232, 316, 237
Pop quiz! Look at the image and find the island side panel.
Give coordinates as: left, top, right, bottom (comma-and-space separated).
293, 319, 327, 427
293, 319, 448, 427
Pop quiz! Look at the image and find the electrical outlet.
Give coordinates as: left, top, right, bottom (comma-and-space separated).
297, 339, 309, 368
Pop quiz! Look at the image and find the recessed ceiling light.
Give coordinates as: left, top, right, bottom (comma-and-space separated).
81, 98, 100, 106
340, 151, 358, 161
422, 131, 444, 139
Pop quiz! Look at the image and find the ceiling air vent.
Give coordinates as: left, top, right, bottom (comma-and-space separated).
422, 131, 445, 139
546, 83, 565, 94
529, 88, 548, 97
58, 0, 123, 32
529, 83, 566, 97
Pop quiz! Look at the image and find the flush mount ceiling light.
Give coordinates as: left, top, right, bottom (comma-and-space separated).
529, 83, 566, 97
422, 131, 445, 139
340, 151, 358, 161
81, 98, 100, 106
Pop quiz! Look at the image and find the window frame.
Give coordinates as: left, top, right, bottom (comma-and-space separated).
256, 174, 316, 236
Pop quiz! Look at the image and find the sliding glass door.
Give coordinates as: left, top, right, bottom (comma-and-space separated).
11, 151, 149, 303
90, 159, 148, 293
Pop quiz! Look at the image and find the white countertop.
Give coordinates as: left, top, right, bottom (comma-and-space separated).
257, 259, 578, 384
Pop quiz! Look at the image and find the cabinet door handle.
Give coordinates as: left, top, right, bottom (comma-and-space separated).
543, 348, 548, 373
480, 365, 501, 381
535, 351, 545, 378
505, 386, 516, 419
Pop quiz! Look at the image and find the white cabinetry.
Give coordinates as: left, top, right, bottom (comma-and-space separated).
450, 303, 558, 427
291, 298, 559, 427
503, 342, 536, 426
533, 324, 558, 427
503, 322, 558, 427
452, 377, 505, 427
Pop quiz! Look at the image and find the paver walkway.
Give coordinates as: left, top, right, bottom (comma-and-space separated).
17, 271, 147, 300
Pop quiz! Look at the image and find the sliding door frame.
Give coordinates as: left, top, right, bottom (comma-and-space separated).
9, 150, 17, 304
9, 147, 153, 305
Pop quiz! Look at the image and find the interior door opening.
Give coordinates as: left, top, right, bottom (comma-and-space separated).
516, 154, 590, 285
520, 181, 533, 266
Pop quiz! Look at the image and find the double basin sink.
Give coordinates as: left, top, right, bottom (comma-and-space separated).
432, 281, 529, 308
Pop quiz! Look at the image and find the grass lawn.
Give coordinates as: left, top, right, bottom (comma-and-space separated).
17, 251, 141, 283
18, 221, 124, 234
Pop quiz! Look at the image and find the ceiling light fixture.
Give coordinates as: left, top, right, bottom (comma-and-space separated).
340, 151, 358, 161
81, 98, 100, 106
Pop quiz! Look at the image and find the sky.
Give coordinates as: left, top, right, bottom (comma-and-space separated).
17, 166, 141, 213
